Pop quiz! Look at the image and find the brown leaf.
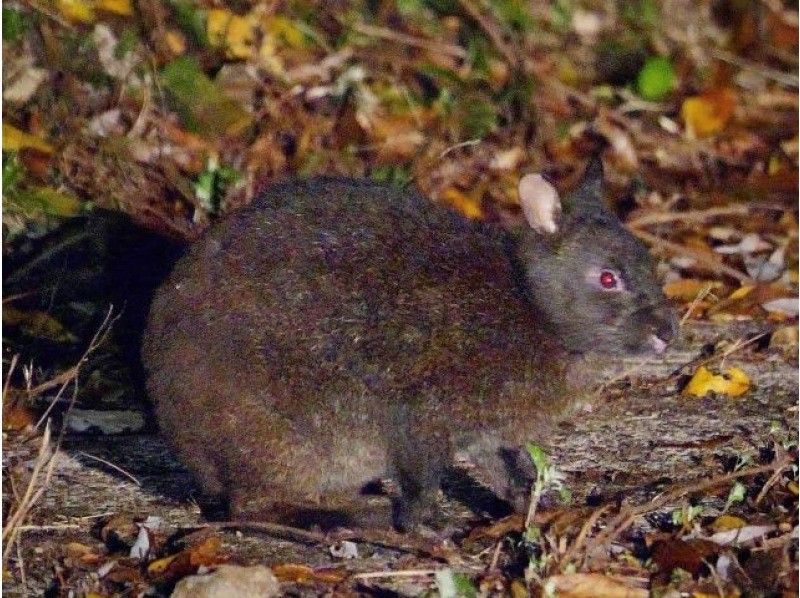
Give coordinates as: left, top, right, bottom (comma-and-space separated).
543, 573, 648, 598
650, 538, 719, 577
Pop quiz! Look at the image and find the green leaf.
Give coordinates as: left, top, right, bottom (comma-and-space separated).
525, 441, 549, 475
3, 7, 30, 42
194, 159, 241, 213
434, 569, 477, 598
724, 481, 747, 511
490, 0, 533, 31
160, 57, 252, 137
3, 152, 26, 195
636, 56, 675, 101
169, 0, 208, 47
461, 98, 498, 139
7, 186, 83, 217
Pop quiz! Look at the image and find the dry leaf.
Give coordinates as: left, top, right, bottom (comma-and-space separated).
55, 0, 95, 22
663, 279, 723, 302
681, 87, 736, 138
710, 515, 747, 533
2, 403, 36, 431
651, 538, 719, 577
207, 9, 256, 60
2, 123, 53, 154
683, 366, 751, 398
440, 187, 484, 219
543, 573, 647, 598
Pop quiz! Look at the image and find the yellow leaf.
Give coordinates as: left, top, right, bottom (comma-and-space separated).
440, 187, 484, 220
663, 279, 723, 302
207, 8, 255, 59
55, 0, 96, 22
681, 88, 736, 138
265, 15, 306, 48
96, 0, 132, 16
727, 285, 755, 301
3, 307, 78, 342
683, 365, 751, 398
710, 514, 747, 532
3, 123, 53, 154
544, 573, 648, 598
147, 554, 176, 574
164, 30, 187, 55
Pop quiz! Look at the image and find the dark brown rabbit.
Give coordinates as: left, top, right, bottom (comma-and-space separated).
142, 159, 676, 530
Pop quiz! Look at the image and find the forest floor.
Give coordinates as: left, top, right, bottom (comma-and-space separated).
3, 0, 798, 595
3, 321, 797, 596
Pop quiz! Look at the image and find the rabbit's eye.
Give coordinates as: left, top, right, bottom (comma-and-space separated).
599, 270, 618, 289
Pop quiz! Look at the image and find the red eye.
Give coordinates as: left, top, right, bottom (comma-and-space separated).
599, 270, 618, 289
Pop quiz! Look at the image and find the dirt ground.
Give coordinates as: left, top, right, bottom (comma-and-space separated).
2, 320, 797, 596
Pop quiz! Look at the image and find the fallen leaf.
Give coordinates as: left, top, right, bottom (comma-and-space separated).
3, 307, 77, 342
769, 325, 798, 359
710, 515, 747, 533
147, 535, 224, 583
440, 187, 484, 219
651, 537, 719, 577
55, 0, 95, 23
683, 366, 751, 398
271, 563, 346, 584
3, 66, 48, 104
160, 57, 252, 137
2, 403, 35, 431
761, 297, 799, 317
544, 573, 648, 598
207, 8, 256, 59
663, 279, 724, 302
709, 524, 777, 546
2, 123, 53, 153
96, 0, 131, 16
265, 15, 306, 48
681, 87, 736, 138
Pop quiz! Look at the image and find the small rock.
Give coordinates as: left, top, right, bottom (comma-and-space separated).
171, 565, 280, 598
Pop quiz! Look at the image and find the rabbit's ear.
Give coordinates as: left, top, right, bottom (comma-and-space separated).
518, 173, 562, 235
570, 157, 607, 215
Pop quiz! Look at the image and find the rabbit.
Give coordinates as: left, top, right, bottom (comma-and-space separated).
142, 157, 676, 530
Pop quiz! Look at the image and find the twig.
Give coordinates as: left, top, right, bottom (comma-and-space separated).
350, 22, 466, 59
76, 451, 141, 486
753, 455, 789, 505
34, 306, 118, 430
679, 284, 716, 328
560, 505, 611, 569
351, 569, 439, 580
189, 521, 442, 560
488, 540, 503, 572
15, 536, 27, 593
711, 48, 799, 88
582, 457, 793, 560
439, 139, 481, 160
750, 527, 799, 552
631, 229, 753, 283
3, 354, 20, 405
627, 205, 755, 229
2, 422, 54, 563
3, 310, 118, 567
15, 524, 81, 532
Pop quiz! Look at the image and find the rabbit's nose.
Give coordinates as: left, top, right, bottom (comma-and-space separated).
653, 309, 679, 343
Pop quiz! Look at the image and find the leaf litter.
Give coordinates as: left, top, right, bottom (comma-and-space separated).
2, 0, 798, 595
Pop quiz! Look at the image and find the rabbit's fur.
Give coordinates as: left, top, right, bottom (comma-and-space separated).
143, 159, 675, 530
